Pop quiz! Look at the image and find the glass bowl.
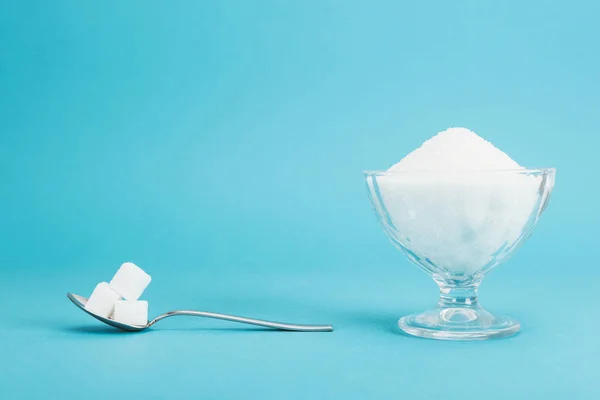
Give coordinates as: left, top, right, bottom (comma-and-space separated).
365, 168, 555, 340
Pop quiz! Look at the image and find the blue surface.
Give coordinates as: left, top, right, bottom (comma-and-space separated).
0, 1, 598, 398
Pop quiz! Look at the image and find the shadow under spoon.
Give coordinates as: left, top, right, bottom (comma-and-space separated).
67, 293, 334, 332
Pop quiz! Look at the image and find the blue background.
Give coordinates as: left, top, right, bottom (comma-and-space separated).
1, 1, 597, 398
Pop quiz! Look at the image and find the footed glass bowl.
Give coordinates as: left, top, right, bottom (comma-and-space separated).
365, 168, 555, 340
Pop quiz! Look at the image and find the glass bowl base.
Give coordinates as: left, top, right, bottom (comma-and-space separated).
398, 306, 520, 341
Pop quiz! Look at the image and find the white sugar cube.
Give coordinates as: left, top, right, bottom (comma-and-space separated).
109, 262, 152, 301
112, 300, 148, 326
85, 282, 122, 318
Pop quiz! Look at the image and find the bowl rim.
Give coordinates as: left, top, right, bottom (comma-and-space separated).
363, 167, 556, 176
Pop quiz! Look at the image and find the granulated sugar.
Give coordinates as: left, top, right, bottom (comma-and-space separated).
387, 127, 521, 172
375, 128, 540, 278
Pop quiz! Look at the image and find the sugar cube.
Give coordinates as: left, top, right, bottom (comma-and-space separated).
85, 282, 122, 318
109, 262, 152, 301
112, 300, 148, 326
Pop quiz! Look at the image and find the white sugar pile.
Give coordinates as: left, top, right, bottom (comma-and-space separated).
387, 127, 521, 172
376, 128, 540, 278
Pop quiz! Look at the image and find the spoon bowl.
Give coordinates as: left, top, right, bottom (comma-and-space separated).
68, 293, 147, 331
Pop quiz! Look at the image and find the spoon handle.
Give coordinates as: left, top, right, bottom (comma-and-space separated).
148, 310, 333, 332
